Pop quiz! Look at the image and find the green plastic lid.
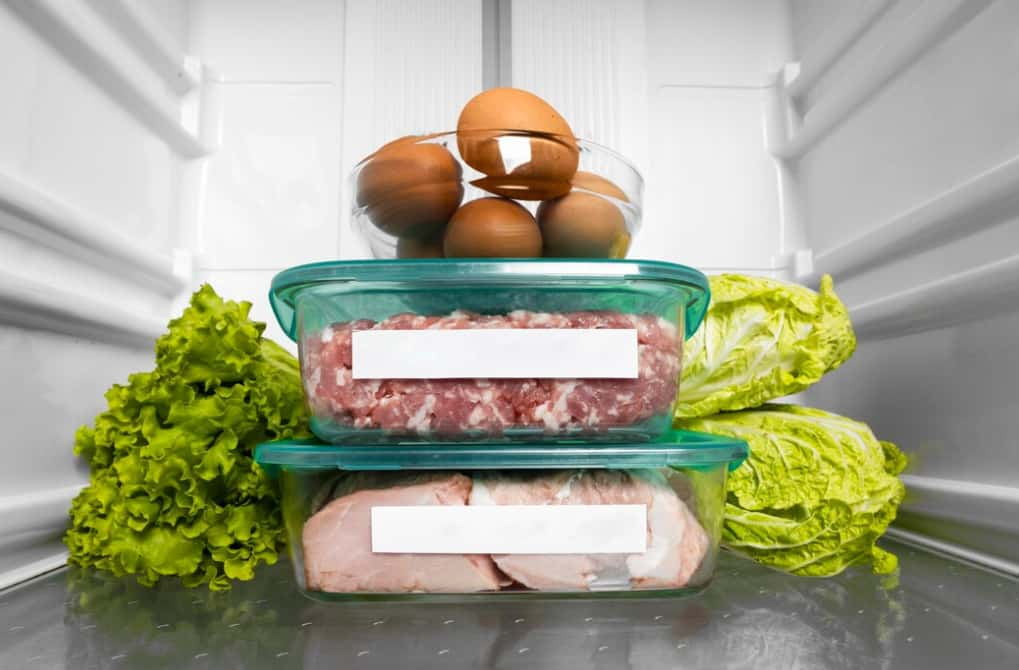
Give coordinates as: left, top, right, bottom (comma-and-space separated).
254, 430, 748, 476
269, 258, 711, 341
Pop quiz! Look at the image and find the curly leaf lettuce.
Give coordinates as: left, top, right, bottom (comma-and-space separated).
676, 274, 855, 419
679, 405, 906, 576
66, 285, 310, 590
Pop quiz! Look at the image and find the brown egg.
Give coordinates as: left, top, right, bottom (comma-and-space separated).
356, 139, 463, 238
457, 88, 579, 200
537, 190, 629, 258
444, 198, 542, 258
396, 234, 445, 259
571, 171, 629, 202
365, 133, 448, 159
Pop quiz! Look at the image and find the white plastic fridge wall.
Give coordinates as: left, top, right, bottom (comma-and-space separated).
0, 0, 1017, 587
787, 0, 1019, 572
0, 0, 194, 587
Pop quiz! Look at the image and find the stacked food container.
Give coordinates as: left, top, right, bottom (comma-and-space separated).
255, 89, 748, 599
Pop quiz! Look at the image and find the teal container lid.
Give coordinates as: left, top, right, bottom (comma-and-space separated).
255, 430, 748, 476
269, 259, 711, 342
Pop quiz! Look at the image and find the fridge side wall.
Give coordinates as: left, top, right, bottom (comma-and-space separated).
0, 1, 191, 586
789, 0, 1019, 568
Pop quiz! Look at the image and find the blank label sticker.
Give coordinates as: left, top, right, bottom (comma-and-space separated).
351, 328, 639, 379
370, 505, 647, 554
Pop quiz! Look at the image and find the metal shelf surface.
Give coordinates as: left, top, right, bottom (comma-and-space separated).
1, 540, 1017, 669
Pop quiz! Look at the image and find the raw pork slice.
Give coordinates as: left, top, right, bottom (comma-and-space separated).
302, 310, 681, 437
470, 470, 709, 590
302, 472, 508, 593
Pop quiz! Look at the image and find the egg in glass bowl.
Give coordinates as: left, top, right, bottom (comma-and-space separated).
350, 88, 644, 260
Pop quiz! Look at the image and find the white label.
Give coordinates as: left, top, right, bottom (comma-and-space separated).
370, 505, 647, 554
351, 329, 638, 379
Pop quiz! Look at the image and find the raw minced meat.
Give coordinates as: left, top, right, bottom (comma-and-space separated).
301, 310, 680, 437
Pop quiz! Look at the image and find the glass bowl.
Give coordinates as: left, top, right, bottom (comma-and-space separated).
349, 130, 644, 260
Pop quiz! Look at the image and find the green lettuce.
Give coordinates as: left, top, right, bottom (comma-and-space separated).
66, 285, 310, 590
676, 274, 855, 419
679, 405, 906, 576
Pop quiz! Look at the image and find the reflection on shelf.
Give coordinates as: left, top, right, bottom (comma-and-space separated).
0, 542, 1006, 669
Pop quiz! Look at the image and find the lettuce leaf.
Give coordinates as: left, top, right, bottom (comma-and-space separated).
679, 405, 906, 576
676, 274, 855, 419
65, 285, 310, 590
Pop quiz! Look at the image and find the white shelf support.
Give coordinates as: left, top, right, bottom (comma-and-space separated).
890, 474, 1019, 578
0, 268, 168, 349
4, 0, 210, 157
764, 66, 808, 276
83, 0, 199, 95
900, 475, 1019, 519
849, 252, 1019, 339
886, 527, 1019, 578
802, 154, 1019, 283
785, 0, 894, 102
0, 170, 189, 297
774, 0, 992, 161
0, 552, 69, 591
0, 484, 84, 589
0, 484, 85, 540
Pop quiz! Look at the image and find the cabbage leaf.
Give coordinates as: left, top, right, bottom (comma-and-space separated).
679, 405, 906, 576
677, 274, 855, 419
65, 285, 310, 590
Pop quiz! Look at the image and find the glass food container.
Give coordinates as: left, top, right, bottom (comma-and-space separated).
350, 131, 643, 260
269, 259, 710, 444
254, 431, 748, 600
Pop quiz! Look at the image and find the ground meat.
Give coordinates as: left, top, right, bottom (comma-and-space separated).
302, 310, 680, 438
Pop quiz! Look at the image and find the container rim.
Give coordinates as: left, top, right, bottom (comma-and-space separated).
269, 258, 711, 342
254, 430, 748, 474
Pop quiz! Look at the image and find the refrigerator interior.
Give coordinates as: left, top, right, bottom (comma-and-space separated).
1, 0, 1017, 664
